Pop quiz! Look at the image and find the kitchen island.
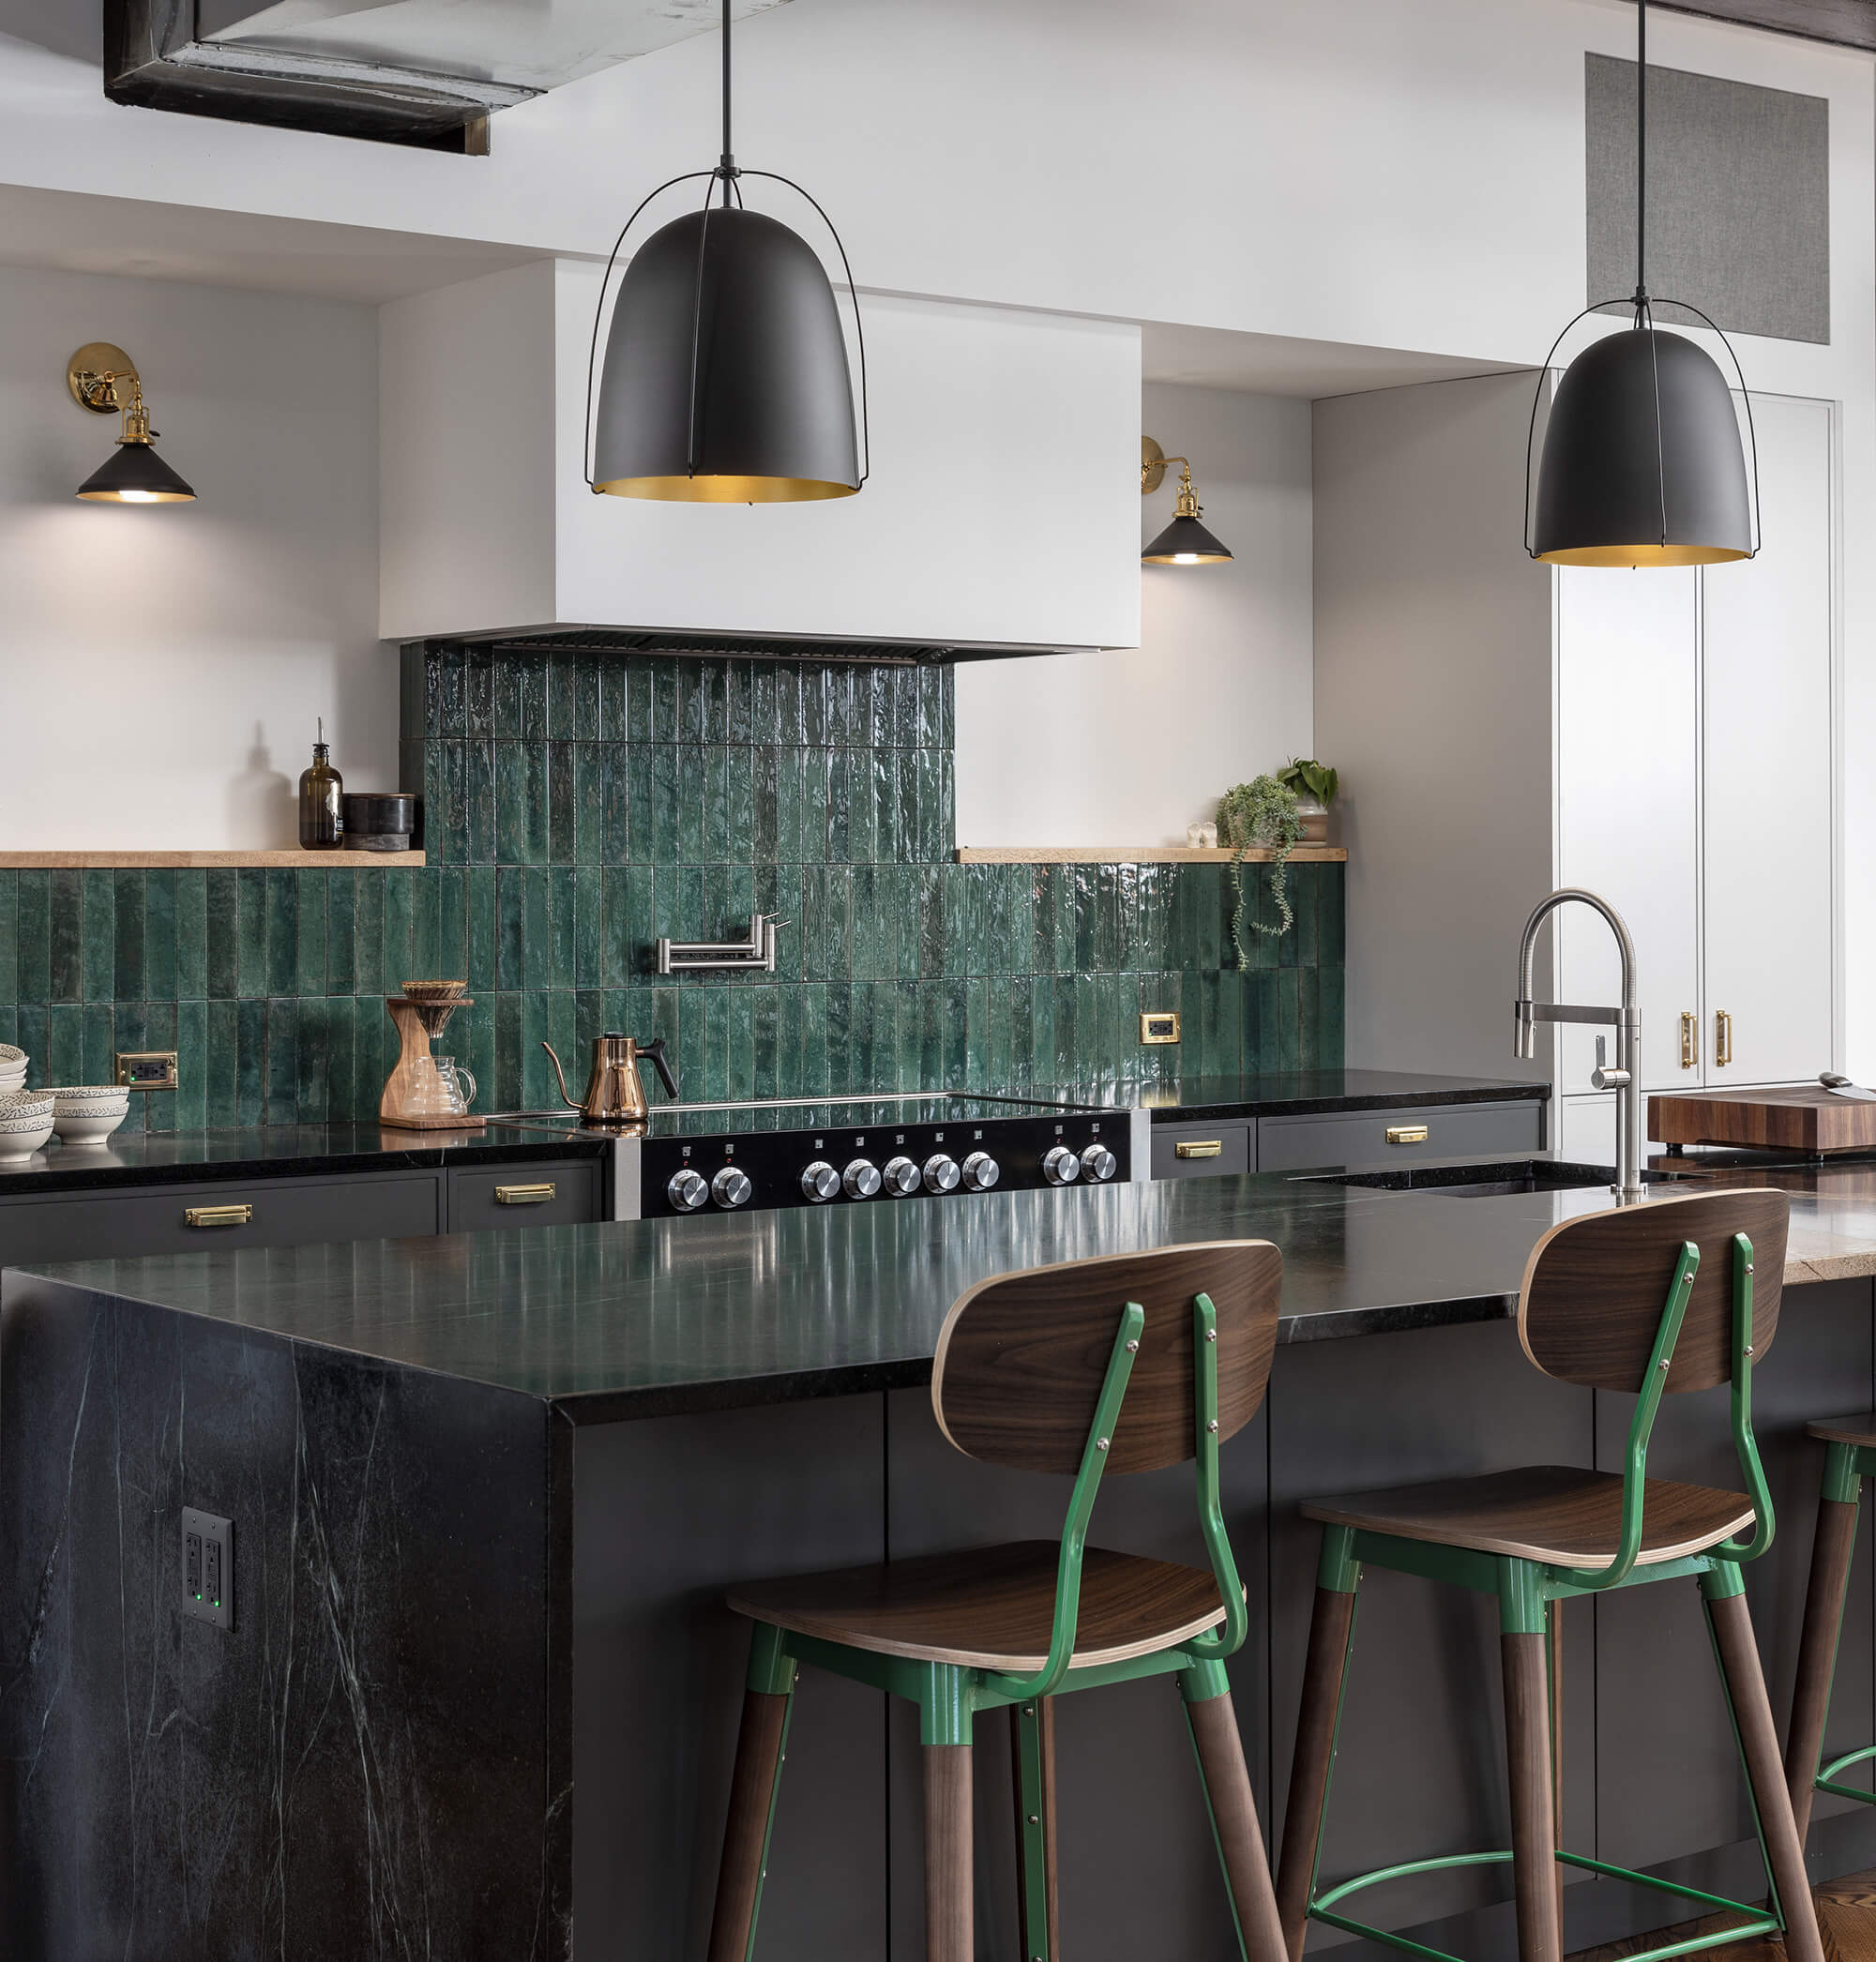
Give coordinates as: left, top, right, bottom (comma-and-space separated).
5, 1164, 1876, 1961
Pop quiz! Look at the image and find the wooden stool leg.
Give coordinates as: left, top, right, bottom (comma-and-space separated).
1704, 1581, 1826, 1962
925, 1743, 975, 1962
1502, 1627, 1563, 1962
1276, 1530, 1361, 1961
1186, 1671, 1288, 1962
1010, 1699, 1059, 1962
706, 1630, 798, 1962
1786, 1449, 1863, 1843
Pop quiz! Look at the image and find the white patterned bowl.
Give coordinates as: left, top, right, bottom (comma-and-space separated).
0, 1044, 24, 1067
0, 1092, 54, 1159
51, 1088, 129, 1144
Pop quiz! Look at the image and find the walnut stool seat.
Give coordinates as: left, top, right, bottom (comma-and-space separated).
1275, 1188, 1823, 1962
1783, 1417, 1876, 1842
1302, 1464, 1755, 1571
704, 1243, 1289, 1962
729, 1540, 1231, 1671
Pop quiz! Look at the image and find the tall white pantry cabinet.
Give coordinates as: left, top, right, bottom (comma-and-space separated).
1314, 371, 1838, 1161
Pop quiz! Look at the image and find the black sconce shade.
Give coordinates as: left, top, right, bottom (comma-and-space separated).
1533, 326, 1751, 566
76, 438, 196, 504
1142, 513, 1233, 566
594, 206, 860, 504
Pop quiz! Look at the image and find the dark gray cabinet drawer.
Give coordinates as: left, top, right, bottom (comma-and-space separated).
1254, 1100, 1543, 1172
1150, 1121, 1251, 1181
447, 1160, 602, 1233
0, 1172, 442, 1267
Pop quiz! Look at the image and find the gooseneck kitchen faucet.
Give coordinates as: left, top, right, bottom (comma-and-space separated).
1515, 889, 1644, 1202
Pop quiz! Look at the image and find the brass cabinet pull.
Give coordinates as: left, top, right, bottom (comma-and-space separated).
1715, 1010, 1733, 1068
1174, 1140, 1223, 1160
1385, 1124, 1430, 1146
495, 1183, 557, 1205
1680, 1011, 1698, 1069
185, 1204, 252, 1229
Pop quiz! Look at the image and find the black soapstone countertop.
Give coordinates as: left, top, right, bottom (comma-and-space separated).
0, 1122, 608, 1197
1131, 1068, 1549, 1120
14, 1157, 1875, 1425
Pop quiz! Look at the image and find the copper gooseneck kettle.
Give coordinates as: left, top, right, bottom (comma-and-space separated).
541, 1034, 679, 1127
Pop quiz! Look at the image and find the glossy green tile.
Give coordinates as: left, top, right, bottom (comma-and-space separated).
264, 869, 297, 997
16, 872, 49, 1006
548, 742, 578, 864
82, 870, 114, 1004
354, 871, 385, 998
295, 872, 326, 995
174, 997, 207, 1128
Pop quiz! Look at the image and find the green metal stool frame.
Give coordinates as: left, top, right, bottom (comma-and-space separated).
703, 1242, 1290, 1962
1783, 1415, 1876, 1842
1273, 1188, 1824, 1962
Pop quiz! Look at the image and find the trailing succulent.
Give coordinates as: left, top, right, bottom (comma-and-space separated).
1215, 775, 1302, 970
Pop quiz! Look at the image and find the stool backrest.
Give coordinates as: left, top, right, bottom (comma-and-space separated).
931, 1240, 1282, 1475
1518, 1187, 1789, 1393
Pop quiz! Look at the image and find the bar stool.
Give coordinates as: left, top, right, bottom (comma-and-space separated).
1274, 1188, 1824, 1962
1783, 1413, 1876, 1840
704, 1242, 1288, 1962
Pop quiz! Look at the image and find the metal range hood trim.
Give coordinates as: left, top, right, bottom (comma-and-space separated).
410, 624, 1109, 666
161, 38, 537, 112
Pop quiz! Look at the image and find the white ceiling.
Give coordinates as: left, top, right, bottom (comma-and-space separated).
0, 183, 554, 303
1142, 319, 1527, 400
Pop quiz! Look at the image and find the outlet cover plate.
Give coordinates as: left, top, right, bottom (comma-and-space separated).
181, 1506, 233, 1629
117, 1049, 179, 1091
1140, 1012, 1180, 1046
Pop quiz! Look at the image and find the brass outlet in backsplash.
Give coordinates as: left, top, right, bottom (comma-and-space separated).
1140, 1011, 1180, 1046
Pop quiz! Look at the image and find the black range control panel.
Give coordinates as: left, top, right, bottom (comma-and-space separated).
637, 1109, 1132, 1217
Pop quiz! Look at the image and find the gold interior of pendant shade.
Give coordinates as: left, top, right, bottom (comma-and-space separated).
76, 486, 194, 504
595, 474, 860, 504
1536, 542, 1751, 567
1141, 547, 1232, 565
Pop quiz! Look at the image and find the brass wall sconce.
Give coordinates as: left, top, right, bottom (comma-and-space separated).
67, 343, 196, 503
1140, 436, 1231, 565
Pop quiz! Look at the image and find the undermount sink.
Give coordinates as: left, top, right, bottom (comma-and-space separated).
1297, 1160, 1623, 1199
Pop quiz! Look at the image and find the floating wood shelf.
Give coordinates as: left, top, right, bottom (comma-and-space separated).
954, 845, 1347, 864
0, 851, 427, 869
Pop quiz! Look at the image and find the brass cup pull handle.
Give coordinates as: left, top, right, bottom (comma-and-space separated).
1385, 1124, 1430, 1146
1174, 1139, 1223, 1160
185, 1204, 252, 1229
495, 1183, 557, 1205
1715, 1010, 1733, 1068
1680, 1011, 1699, 1070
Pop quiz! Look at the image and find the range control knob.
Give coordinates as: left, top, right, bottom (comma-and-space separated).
961, 1151, 1001, 1191
667, 1168, 709, 1213
923, 1153, 961, 1194
882, 1155, 921, 1197
1080, 1142, 1118, 1184
800, 1159, 840, 1202
842, 1157, 883, 1200
712, 1165, 752, 1210
1042, 1145, 1082, 1186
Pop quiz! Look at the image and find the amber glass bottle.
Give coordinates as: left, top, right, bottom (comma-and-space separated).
298, 720, 343, 851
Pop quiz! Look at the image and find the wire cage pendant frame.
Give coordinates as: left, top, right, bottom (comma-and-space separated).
582, 0, 871, 506
1520, 292, 1763, 564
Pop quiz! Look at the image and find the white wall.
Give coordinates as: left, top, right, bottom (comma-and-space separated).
955, 383, 1313, 846
0, 266, 386, 850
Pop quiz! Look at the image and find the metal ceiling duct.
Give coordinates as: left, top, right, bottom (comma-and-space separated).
106, 0, 789, 152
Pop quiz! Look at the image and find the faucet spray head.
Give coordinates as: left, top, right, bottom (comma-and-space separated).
1513, 1000, 1535, 1061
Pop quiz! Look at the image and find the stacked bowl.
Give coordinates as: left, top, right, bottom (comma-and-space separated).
0, 1090, 54, 1160
0, 1044, 24, 1095
51, 1084, 130, 1146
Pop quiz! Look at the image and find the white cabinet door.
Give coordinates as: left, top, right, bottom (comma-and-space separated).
1555, 566, 1702, 1094
1702, 394, 1835, 1085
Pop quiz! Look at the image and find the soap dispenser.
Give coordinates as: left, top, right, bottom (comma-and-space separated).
298, 719, 343, 851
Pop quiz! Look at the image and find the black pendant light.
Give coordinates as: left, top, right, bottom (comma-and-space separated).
1140, 438, 1233, 565
585, 0, 866, 504
67, 344, 195, 504
1526, 0, 1756, 566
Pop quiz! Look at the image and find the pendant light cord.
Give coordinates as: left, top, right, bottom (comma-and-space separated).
719, 0, 737, 202
1634, 0, 1648, 321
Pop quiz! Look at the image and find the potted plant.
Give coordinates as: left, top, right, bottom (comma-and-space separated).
1216, 775, 1302, 969
1276, 757, 1339, 844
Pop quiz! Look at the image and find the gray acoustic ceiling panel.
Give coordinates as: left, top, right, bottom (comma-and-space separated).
1586, 53, 1829, 344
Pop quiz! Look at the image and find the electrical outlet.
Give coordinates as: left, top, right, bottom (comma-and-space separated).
181, 1507, 233, 1630
1139, 1011, 1180, 1046
117, 1050, 179, 1092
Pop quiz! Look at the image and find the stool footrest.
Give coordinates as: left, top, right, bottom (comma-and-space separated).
1309, 1848, 1780, 1962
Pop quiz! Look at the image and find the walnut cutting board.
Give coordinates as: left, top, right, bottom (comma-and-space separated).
1649, 1087, 1876, 1154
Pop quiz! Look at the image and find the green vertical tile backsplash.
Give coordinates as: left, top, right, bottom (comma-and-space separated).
0, 647, 1341, 1128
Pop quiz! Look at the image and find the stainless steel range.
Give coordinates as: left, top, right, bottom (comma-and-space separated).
547, 1092, 1148, 1220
